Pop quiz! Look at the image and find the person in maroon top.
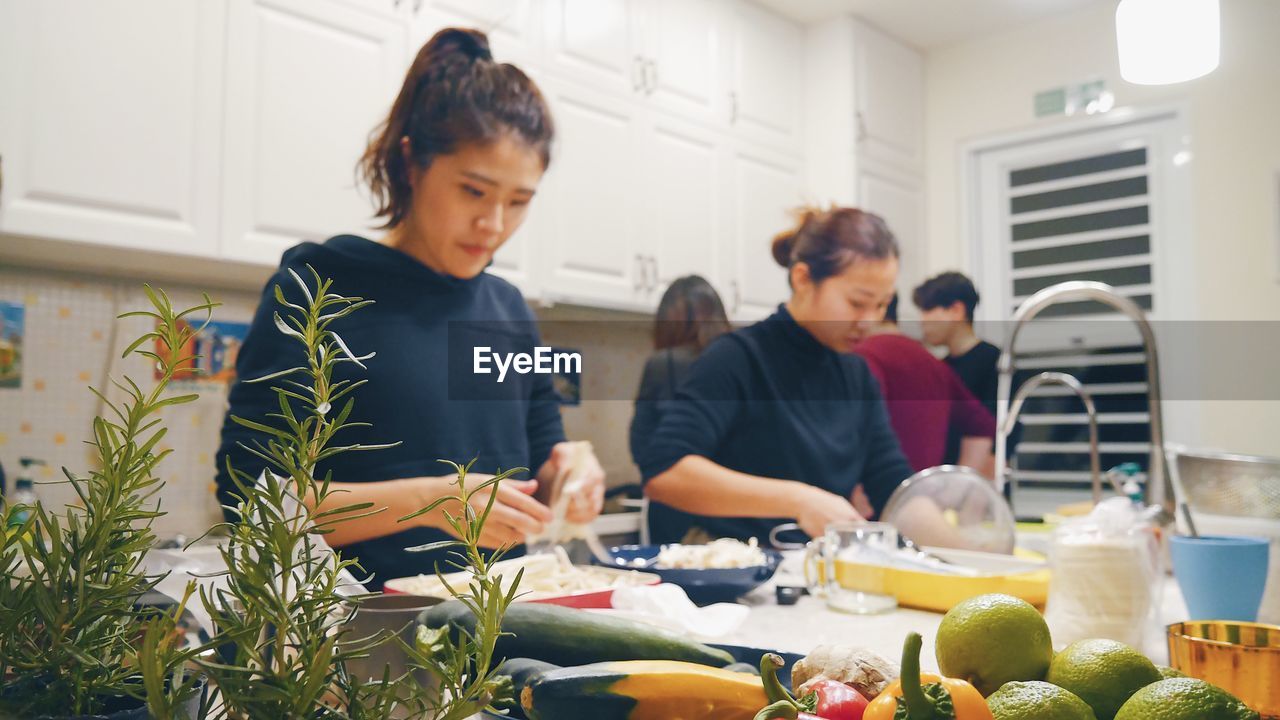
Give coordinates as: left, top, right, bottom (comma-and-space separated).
853, 295, 996, 479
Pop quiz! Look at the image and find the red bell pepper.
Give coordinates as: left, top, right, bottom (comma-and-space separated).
754, 653, 868, 720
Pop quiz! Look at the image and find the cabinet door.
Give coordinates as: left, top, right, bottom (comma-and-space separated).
728, 145, 801, 320
221, 0, 406, 266
0, 0, 224, 257
857, 166, 924, 310
642, 115, 722, 301
854, 22, 924, 173
543, 0, 639, 98
639, 0, 724, 124
539, 79, 643, 309
729, 2, 801, 149
415, 0, 538, 65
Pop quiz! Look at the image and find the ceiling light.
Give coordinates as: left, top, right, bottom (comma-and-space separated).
1116, 0, 1220, 85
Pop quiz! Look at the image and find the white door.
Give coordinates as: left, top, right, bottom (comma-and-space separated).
856, 166, 924, 312
221, 0, 406, 267
0, 0, 225, 257
970, 110, 1195, 519
415, 0, 539, 66
539, 79, 643, 309
637, 0, 724, 125
729, 2, 801, 149
728, 144, 801, 320
543, 0, 639, 99
641, 115, 722, 303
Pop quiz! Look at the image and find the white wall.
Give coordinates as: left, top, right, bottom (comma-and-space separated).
923, 0, 1280, 456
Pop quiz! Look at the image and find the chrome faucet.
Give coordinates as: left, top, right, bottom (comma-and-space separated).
999, 371, 1102, 505
995, 281, 1169, 514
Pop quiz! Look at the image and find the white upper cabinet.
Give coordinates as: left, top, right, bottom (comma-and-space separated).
0, 0, 225, 257
634, 0, 725, 125
854, 21, 924, 173
220, 0, 407, 267
641, 116, 722, 299
537, 78, 644, 309
543, 0, 638, 98
728, 144, 801, 320
729, 2, 803, 150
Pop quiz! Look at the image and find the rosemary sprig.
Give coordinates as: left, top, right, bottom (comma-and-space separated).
390, 460, 527, 720
194, 265, 399, 719
0, 287, 216, 717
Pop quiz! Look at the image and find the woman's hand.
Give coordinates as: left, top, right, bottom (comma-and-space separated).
414, 475, 554, 549
792, 484, 864, 539
540, 441, 606, 524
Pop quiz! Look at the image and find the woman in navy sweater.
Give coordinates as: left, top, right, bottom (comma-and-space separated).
640, 208, 913, 543
216, 28, 604, 589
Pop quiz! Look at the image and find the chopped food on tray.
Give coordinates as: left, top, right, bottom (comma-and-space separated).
655, 537, 769, 569
388, 547, 651, 600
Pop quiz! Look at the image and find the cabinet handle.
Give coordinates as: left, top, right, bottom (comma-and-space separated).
729, 92, 738, 125
393, 0, 402, 8
413, 0, 423, 12
644, 58, 658, 96
646, 255, 659, 291
730, 280, 741, 313
633, 254, 646, 291
632, 55, 645, 93
856, 111, 867, 144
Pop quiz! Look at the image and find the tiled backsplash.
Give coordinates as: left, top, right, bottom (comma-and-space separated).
0, 264, 652, 538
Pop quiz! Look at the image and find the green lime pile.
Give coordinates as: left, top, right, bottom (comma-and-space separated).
929, 593, 1258, 720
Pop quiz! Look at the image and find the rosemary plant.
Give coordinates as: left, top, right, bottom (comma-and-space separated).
195, 265, 527, 719
195, 266, 394, 719
0, 287, 216, 718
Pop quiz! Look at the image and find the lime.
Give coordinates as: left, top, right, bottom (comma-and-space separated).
1045, 639, 1161, 720
987, 681, 1097, 720
1114, 677, 1258, 720
1156, 665, 1187, 680
935, 593, 1053, 696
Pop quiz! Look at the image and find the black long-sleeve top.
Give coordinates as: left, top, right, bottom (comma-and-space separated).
215, 235, 565, 589
638, 306, 912, 543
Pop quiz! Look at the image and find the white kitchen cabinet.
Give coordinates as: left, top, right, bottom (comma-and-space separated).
853, 22, 924, 174
729, 1, 803, 150
726, 144, 802, 321
641, 115, 723, 299
0, 0, 225, 258
636, 0, 726, 126
220, 0, 407, 267
543, 0, 638, 99
537, 78, 645, 309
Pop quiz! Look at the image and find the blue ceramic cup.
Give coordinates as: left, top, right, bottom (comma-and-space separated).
1170, 534, 1270, 622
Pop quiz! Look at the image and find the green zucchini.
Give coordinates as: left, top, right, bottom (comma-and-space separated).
418, 601, 734, 668
494, 658, 561, 719
521, 660, 770, 720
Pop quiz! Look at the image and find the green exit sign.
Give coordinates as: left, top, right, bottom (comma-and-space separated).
1036, 80, 1110, 118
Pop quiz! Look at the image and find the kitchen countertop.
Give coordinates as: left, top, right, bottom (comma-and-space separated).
716, 567, 1189, 669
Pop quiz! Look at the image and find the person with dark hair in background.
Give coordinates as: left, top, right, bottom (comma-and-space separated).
215, 28, 604, 590
629, 275, 733, 543
852, 294, 996, 479
640, 207, 914, 542
913, 271, 1002, 465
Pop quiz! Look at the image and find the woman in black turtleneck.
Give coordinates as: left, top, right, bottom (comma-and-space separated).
640, 208, 913, 543
215, 28, 604, 590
